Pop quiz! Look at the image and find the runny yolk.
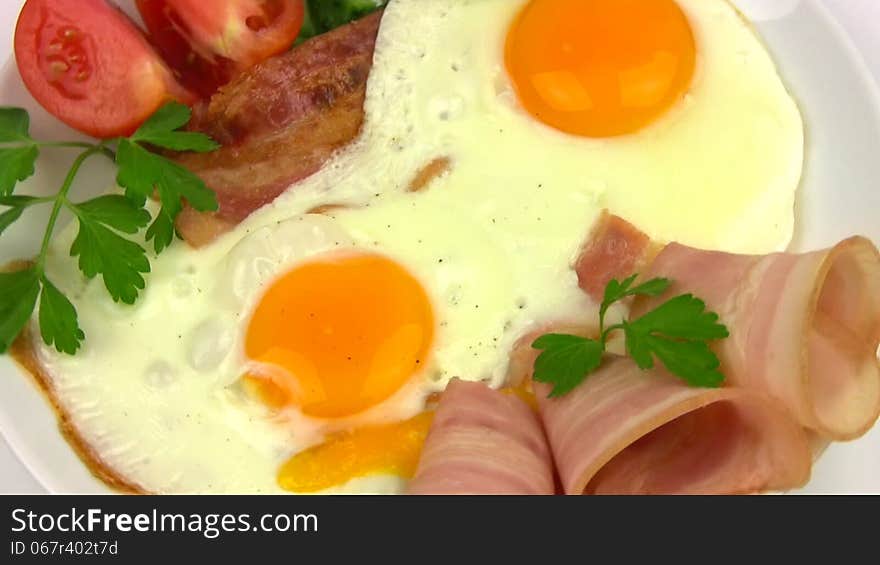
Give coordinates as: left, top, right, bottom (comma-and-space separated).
505, 0, 697, 137
245, 253, 435, 419
277, 412, 434, 492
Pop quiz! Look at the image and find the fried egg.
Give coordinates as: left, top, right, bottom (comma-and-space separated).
32, 0, 803, 493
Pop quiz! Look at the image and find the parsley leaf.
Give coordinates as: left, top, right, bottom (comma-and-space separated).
65, 192, 150, 306
38, 276, 84, 355
145, 209, 176, 254
622, 294, 728, 387
0, 146, 39, 196
532, 334, 604, 397
301, 0, 387, 40
129, 103, 220, 153
154, 153, 219, 211
627, 277, 673, 298
116, 139, 217, 252
532, 276, 729, 397
116, 118, 218, 254
0, 192, 43, 237
601, 274, 670, 315
70, 202, 151, 305
0, 104, 220, 356
602, 274, 638, 305
0, 107, 32, 142
116, 141, 217, 210
0, 207, 25, 237
638, 335, 724, 387
0, 195, 40, 207
627, 294, 730, 341
0, 267, 40, 352
76, 195, 152, 234
114, 139, 154, 206
130, 102, 190, 136
0, 107, 39, 196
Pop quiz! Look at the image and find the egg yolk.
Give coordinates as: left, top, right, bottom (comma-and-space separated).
277, 412, 434, 492
505, 0, 697, 137
245, 253, 434, 419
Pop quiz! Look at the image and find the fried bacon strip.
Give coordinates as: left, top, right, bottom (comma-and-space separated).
175, 12, 382, 247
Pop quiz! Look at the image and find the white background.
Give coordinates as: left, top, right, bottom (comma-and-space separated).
1, 0, 879, 493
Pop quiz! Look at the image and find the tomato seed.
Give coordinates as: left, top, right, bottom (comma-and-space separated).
50, 60, 70, 74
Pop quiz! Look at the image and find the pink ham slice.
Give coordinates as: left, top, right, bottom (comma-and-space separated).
535, 357, 812, 494
575, 212, 880, 440
574, 211, 659, 303
407, 379, 555, 495
634, 238, 880, 440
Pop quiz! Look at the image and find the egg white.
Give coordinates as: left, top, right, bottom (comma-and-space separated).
32, 0, 803, 494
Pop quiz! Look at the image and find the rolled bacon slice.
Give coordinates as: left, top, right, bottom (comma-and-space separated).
407, 379, 555, 495
536, 357, 812, 494
576, 213, 880, 440
635, 238, 880, 440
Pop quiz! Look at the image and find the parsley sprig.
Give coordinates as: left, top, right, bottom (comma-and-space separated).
298, 0, 387, 43
532, 275, 730, 397
0, 103, 219, 355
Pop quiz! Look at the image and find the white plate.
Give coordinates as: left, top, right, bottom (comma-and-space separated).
1, 0, 880, 494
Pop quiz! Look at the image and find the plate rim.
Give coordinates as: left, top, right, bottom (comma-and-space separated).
2, 0, 880, 494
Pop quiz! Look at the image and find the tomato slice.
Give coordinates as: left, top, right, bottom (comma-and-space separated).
136, 0, 305, 98
14, 0, 194, 139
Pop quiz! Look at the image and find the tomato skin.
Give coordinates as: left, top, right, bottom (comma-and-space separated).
135, 0, 237, 98
136, 0, 305, 98
14, 0, 195, 139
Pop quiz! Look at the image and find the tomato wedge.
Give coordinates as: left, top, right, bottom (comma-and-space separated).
136, 0, 305, 98
14, 0, 194, 139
